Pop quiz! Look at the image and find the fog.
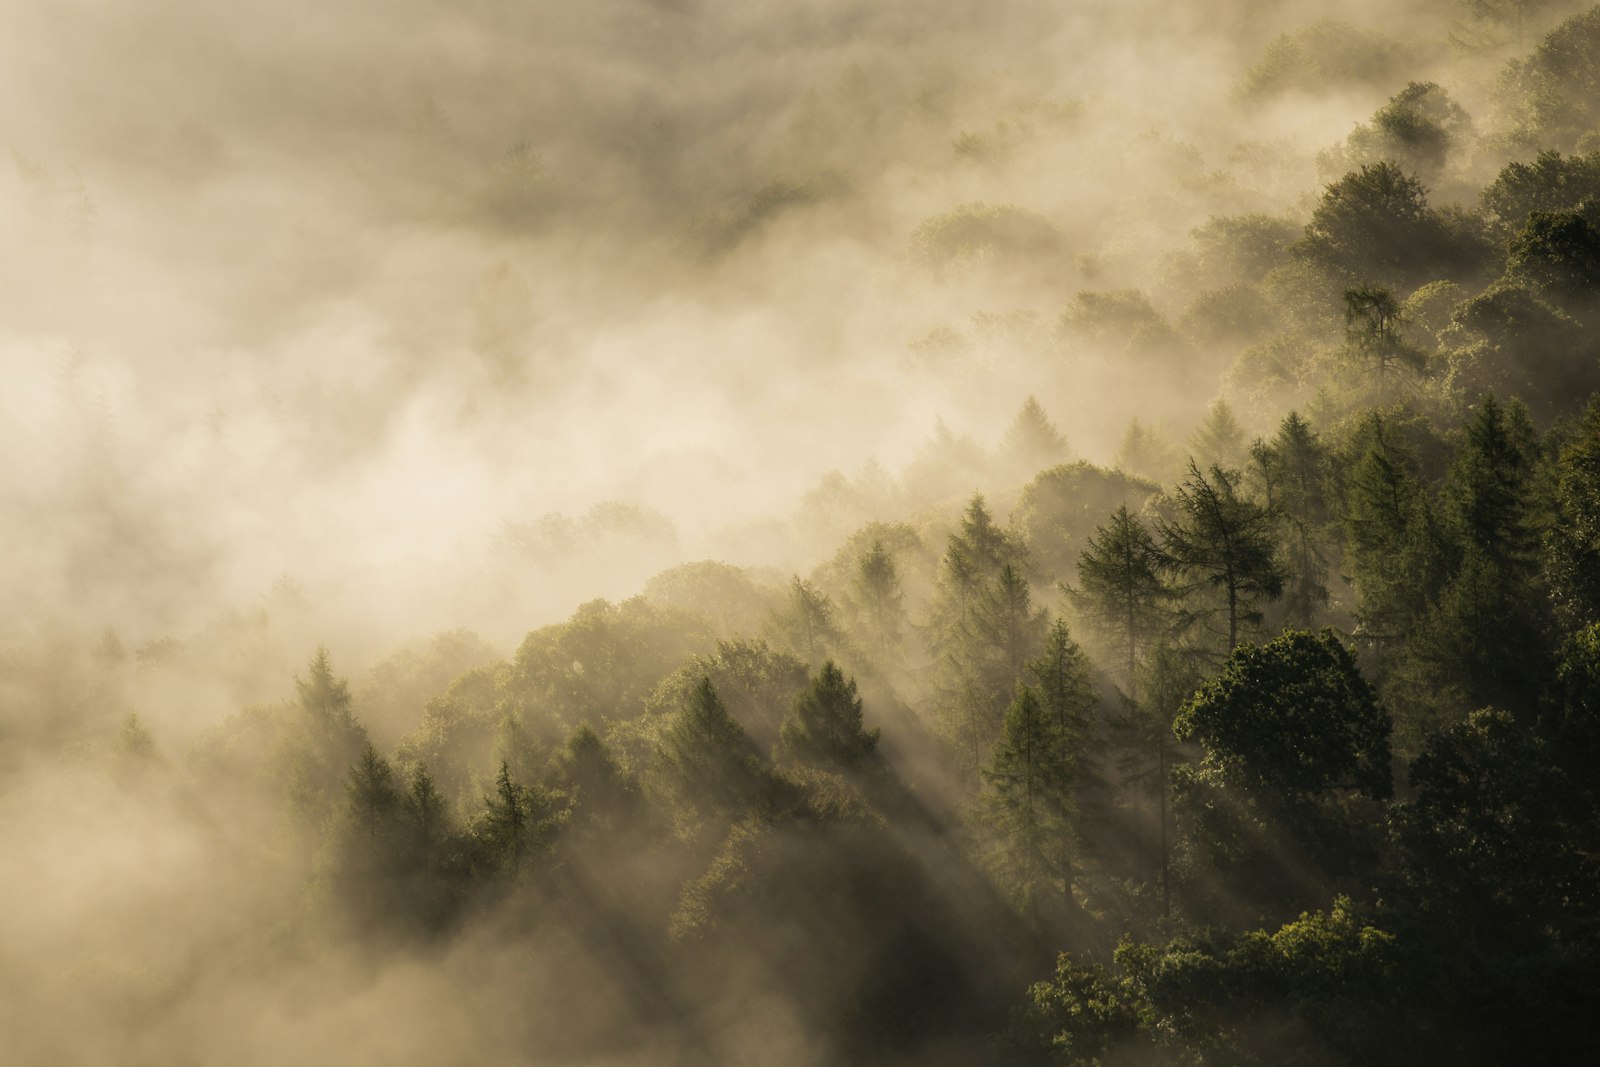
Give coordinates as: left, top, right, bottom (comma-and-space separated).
4, 0, 1595, 1063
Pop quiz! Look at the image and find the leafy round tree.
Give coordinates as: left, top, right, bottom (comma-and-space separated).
1174, 629, 1392, 801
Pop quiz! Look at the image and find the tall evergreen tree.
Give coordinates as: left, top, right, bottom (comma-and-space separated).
778, 661, 879, 772
984, 687, 1078, 917
775, 575, 839, 668
851, 538, 906, 660
1159, 462, 1285, 654
1073, 505, 1169, 693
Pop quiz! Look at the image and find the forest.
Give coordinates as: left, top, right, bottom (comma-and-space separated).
5, 0, 1600, 1064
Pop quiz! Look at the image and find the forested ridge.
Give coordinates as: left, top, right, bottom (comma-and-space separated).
9, 2, 1600, 1065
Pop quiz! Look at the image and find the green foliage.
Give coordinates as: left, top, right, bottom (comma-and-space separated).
1056, 290, 1186, 364
472, 761, 566, 873
1018, 462, 1160, 586
1548, 400, 1600, 629
1014, 899, 1400, 1065
1186, 399, 1247, 470
1499, 6, 1600, 153
1342, 286, 1427, 399
655, 676, 777, 827
503, 597, 715, 734
1188, 213, 1301, 285
928, 496, 1049, 777
1341, 82, 1474, 180
1504, 209, 1600, 317
547, 725, 640, 833
1158, 462, 1286, 654
984, 686, 1080, 915
1481, 149, 1600, 236
848, 536, 908, 662
772, 576, 840, 668
1254, 413, 1335, 627
1115, 418, 1181, 484
642, 562, 776, 637
1441, 281, 1594, 420
1175, 631, 1391, 802
779, 661, 879, 772
1073, 505, 1169, 690
1295, 164, 1439, 292
646, 638, 809, 751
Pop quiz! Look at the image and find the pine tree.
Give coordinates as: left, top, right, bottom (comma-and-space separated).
775, 576, 839, 667
927, 496, 1045, 778
1548, 399, 1600, 630
851, 538, 905, 660
1073, 505, 1169, 693
1343, 286, 1424, 399
347, 744, 401, 843
657, 676, 773, 822
1187, 399, 1247, 470
474, 761, 565, 871
1002, 395, 1070, 477
1264, 412, 1334, 627
984, 687, 1078, 916
1159, 462, 1286, 654
779, 661, 880, 771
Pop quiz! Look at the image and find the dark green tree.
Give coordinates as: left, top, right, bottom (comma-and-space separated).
1072, 505, 1169, 692
1548, 400, 1600, 630
1172, 631, 1391, 923
1159, 461, 1286, 654
656, 676, 775, 825
984, 686, 1078, 917
1343, 285, 1426, 398
778, 661, 879, 772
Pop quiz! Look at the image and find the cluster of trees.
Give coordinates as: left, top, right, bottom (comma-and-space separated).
22, 7, 1600, 1063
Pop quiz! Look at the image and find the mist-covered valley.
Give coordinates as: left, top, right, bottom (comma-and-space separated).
7, 0, 1600, 1063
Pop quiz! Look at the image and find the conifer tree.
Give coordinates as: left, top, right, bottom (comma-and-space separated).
984, 687, 1078, 916
1074, 505, 1169, 693
1002, 395, 1070, 477
779, 661, 879, 771
1187, 399, 1247, 470
851, 538, 906, 660
1159, 462, 1285, 654
775, 576, 839, 668
928, 496, 1046, 777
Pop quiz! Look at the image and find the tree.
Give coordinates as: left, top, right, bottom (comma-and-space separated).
1343, 285, 1425, 397
1001, 396, 1069, 477
347, 744, 401, 844
1174, 631, 1392, 802
1260, 412, 1334, 627
778, 661, 879, 772
984, 687, 1078, 916
1295, 163, 1437, 290
1416, 396, 1549, 712
1172, 630, 1392, 922
928, 496, 1047, 778
1548, 400, 1600, 630
1072, 505, 1168, 692
1341, 415, 1447, 647
850, 538, 906, 661
1158, 461, 1286, 654
1186, 399, 1246, 469
656, 676, 775, 825
774, 576, 839, 668
473, 761, 565, 872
